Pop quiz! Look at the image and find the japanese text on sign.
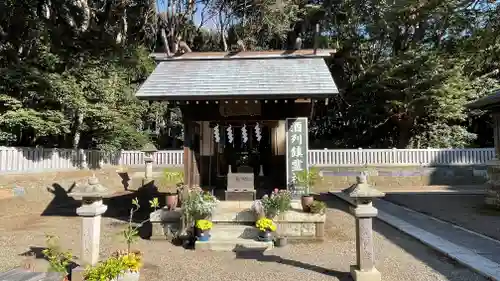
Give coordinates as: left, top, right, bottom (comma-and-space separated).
286, 118, 308, 195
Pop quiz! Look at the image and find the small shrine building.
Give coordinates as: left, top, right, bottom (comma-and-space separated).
135, 50, 339, 200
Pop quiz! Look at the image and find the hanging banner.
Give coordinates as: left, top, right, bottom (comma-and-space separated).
285, 117, 309, 196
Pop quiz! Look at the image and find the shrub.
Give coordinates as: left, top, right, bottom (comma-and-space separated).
260, 189, 292, 217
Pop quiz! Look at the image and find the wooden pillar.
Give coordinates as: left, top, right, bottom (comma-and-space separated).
199, 121, 214, 187
272, 120, 286, 156
193, 122, 200, 186
183, 122, 193, 187
493, 113, 500, 158
271, 120, 286, 187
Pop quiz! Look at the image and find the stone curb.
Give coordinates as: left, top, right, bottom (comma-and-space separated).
328, 189, 487, 195
329, 191, 500, 281
379, 190, 487, 195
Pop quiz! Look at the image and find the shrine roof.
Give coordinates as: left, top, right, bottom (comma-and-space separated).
466, 89, 500, 111
135, 49, 338, 100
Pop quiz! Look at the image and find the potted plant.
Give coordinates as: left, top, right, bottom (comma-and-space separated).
194, 219, 213, 241
161, 169, 184, 210
180, 188, 219, 243
84, 251, 142, 281
294, 166, 322, 212
255, 217, 277, 242
260, 189, 292, 219
274, 236, 288, 247
181, 189, 219, 222
82, 197, 159, 281
309, 200, 327, 214
42, 235, 72, 281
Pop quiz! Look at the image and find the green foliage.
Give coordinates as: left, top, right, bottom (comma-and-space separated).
260, 189, 292, 218
181, 188, 219, 223
1, 0, 500, 150
310, 0, 500, 149
41, 235, 73, 275
84, 256, 127, 281
157, 168, 184, 193
163, 169, 185, 185
84, 251, 143, 281
294, 167, 321, 195
0, 0, 178, 150
309, 201, 326, 215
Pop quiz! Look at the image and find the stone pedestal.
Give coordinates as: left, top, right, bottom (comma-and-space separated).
343, 172, 385, 281
69, 176, 109, 267
141, 143, 157, 186
142, 156, 154, 185
349, 204, 380, 281
77, 200, 107, 265
486, 159, 500, 208
226, 165, 256, 201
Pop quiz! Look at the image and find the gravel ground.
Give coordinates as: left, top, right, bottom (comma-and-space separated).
0, 191, 488, 281
384, 193, 500, 241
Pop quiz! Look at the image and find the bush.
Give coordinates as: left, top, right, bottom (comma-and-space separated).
309, 201, 326, 214
260, 189, 292, 217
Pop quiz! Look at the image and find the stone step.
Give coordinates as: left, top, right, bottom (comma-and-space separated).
210, 224, 259, 239
195, 224, 273, 252
195, 238, 274, 252
211, 208, 256, 223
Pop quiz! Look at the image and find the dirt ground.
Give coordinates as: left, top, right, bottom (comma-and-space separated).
0, 187, 488, 281
384, 193, 500, 241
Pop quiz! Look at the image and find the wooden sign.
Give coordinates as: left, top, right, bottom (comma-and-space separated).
285, 117, 309, 196
219, 103, 261, 116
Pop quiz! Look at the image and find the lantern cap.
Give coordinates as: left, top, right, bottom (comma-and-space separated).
342, 171, 385, 199
69, 175, 109, 199
141, 143, 158, 153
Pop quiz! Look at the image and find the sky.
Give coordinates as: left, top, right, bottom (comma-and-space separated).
156, 0, 215, 29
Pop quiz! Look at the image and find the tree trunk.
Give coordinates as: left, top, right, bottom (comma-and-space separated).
397, 126, 411, 149
161, 28, 171, 56
218, 11, 228, 51
396, 117, 413, 148
71, 111, 84, 149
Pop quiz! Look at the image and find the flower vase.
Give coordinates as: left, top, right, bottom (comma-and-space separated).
165, 193, 178, 210
113, 271, 140, 281
258, 230, 273, 242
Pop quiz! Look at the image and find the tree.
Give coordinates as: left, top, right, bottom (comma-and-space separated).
310, 0, 500, 148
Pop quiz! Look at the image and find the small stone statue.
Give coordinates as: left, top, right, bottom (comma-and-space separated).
356, 171, 368, 184
81, 175, 107, 193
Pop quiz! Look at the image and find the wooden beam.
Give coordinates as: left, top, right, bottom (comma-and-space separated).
295, 98, 311, 103
152, 49, 336, 61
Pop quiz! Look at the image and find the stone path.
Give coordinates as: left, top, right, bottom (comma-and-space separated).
384, 193, 500, 241
332, 192, 500, 281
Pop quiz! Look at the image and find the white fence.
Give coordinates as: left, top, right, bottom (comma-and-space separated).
0, 146, 496, 173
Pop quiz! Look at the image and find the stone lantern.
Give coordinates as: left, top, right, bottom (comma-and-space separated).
69, 176, 109, 267
142, 143, 157, 184
342, 172, 385, 281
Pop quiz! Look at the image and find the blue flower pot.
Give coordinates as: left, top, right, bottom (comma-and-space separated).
196, 229, 211, 241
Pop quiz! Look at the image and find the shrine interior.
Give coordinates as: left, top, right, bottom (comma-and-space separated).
180, 100, 313, 200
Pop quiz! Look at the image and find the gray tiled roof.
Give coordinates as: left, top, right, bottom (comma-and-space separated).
466, 89, 500, 110
135, 58, 338, 99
